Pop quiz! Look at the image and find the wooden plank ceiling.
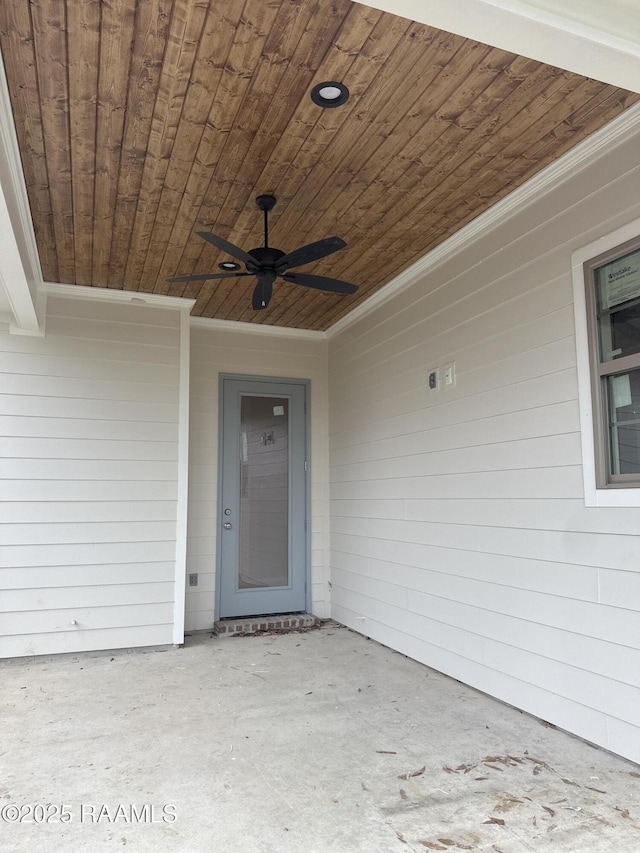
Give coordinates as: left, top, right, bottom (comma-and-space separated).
0, 0, 638, 331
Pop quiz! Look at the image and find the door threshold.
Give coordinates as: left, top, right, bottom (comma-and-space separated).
213, 614, 320, 637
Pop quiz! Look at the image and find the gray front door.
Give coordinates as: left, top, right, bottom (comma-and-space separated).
218, 377, 308, 618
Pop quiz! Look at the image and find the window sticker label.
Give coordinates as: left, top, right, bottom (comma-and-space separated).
598, 249, 640, 310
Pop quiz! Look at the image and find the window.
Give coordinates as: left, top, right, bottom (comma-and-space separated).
584, 236, 640, 488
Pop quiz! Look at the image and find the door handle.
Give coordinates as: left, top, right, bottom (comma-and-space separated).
223, 522, 232, 530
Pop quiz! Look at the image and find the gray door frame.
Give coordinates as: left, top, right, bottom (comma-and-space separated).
215, 374, 311, 619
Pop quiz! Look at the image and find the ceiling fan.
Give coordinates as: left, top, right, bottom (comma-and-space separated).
167, 194, 358, 309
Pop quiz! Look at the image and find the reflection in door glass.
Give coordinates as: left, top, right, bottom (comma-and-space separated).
238, 396, 289, 589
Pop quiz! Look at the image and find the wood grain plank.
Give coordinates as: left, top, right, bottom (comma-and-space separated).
311, 74, 628, 329
228, 11, 428, 324
274, 22, 459, 250
138, 0, 229, 290
212, 0, 352, 260
272, 31, 499, 326
370, 78, 631, 280
152, 0, 305, 295
159, 11, 251, 301
248, 2, 389, 221
67, 0, 100, 285
196, 275, 254, 318
324, 50, 539, 248
330, 88, 626, 326
29, 0, 75, 282
122, 0, 203, 291
92, 0, 137, 286
510, 84, 640, 182
144, 0, 279, 294
427, 79, 623, 220
107, 0, 173, 288
284, 52, 569, 328
167, 0, 345, 301
265, 3, 400, 197
274, 39, 504, 325
150, 0, 246, 295
234, 4, 406, 323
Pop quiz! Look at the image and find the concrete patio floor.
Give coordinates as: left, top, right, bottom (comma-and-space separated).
1, 622, 639, 852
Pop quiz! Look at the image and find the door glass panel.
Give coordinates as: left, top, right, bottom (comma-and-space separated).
238, 395, 289, 589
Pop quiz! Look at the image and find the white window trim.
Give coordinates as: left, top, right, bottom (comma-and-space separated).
572, 216, 640, 506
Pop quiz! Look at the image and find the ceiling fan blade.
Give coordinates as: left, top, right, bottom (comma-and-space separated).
252, 272, 275, 310
280, 271, 358, 294
196, 231, 256, 266
166, 271, 253, 283
275, 236, 346, 271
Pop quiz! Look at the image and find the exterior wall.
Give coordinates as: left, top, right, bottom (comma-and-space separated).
0, 295, 183, 657
186, 325, 329, 630
328, 127, 640, 762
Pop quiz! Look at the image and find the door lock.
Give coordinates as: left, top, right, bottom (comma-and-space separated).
224, 508, 232, 516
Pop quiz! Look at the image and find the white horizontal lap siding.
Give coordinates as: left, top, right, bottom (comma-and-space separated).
329, 126, 640, 763
186, 326, 329, 630
0, 295, 182, 657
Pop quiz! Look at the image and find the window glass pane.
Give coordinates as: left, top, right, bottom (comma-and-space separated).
607, 369, 640, 475
595, 248, 640, 361
597, 299, 640, 362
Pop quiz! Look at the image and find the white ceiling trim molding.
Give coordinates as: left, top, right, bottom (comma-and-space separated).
356, 0, 640, 93
43, 282, 195, 312
327, 101, 640, 339
43, 284, 326, 338
0, 183, 46, 336
190, 315, 326, 340
0, 51, 45, 336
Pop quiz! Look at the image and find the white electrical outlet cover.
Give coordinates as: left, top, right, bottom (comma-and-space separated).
443, 362, 456, 387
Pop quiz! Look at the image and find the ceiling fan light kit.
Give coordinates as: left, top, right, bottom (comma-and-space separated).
167, 195, 358, 310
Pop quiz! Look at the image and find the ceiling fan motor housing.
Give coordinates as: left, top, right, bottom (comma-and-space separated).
246, 246, 286, 272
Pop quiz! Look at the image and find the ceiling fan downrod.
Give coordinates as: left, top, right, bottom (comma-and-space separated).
255, 194, 276, 248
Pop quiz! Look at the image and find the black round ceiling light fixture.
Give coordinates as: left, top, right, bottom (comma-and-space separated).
310, 81, 349, 108
218, 261, 240, 270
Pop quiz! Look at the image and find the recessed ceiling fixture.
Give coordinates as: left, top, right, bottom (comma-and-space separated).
310, 81, 349, 108
219, 261, 240, 270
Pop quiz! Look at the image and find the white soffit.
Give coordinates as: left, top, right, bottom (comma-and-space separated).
356, 0, 640, 93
